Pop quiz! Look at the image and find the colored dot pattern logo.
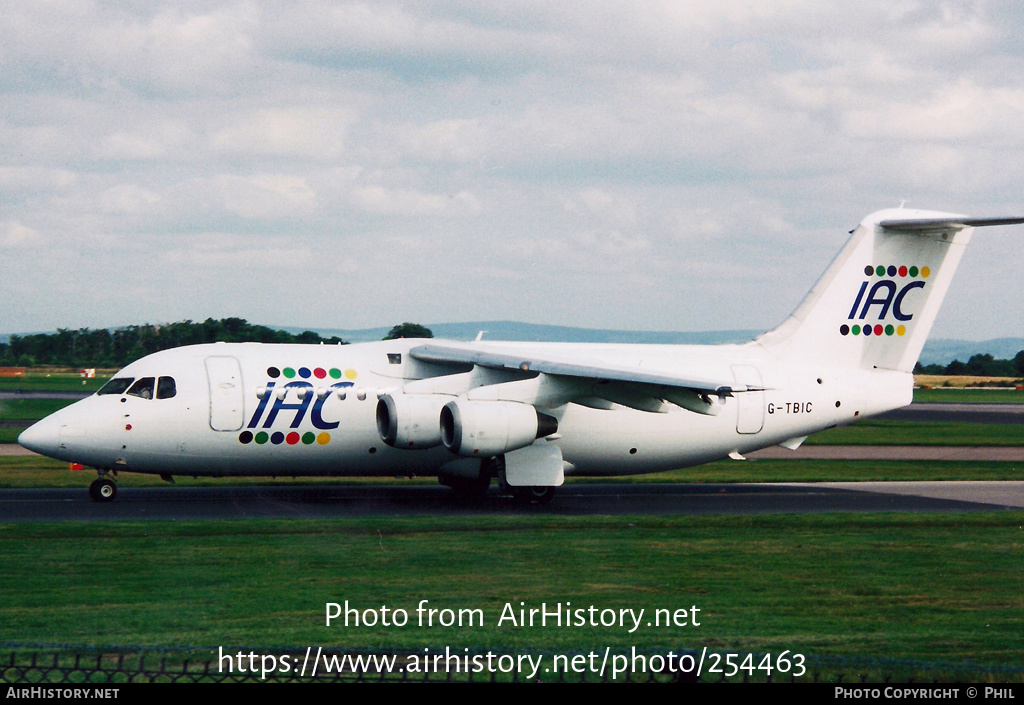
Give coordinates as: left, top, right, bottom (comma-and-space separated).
266, 366, 355, 380
839, 324, 907, 337
862, 264, 929, 279
239, 430, 333, 445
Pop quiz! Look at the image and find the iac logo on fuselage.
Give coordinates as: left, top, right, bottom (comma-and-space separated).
238, 366, 358, 446
839, 264, 929, 337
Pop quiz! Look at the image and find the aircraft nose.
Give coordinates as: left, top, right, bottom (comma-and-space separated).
18, 417, 60, 455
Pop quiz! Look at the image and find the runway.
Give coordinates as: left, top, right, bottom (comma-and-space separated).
1, 480, 1022, 522
879, 402, 1024, 424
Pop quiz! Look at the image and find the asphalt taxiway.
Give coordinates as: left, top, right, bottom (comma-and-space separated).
879, 402, 1024, 424
1, 480, 1022, 522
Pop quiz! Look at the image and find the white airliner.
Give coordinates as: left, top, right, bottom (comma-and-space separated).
18, 208, 1024, 502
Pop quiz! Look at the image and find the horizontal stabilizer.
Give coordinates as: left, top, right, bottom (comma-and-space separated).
878, 216, 1024, 232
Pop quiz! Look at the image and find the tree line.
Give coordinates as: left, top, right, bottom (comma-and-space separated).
0, 319, 434, 368
914, 352, 1024, 377
0, 318, 345, 368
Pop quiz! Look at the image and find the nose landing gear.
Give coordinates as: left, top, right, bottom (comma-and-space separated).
88, 476, 117, 502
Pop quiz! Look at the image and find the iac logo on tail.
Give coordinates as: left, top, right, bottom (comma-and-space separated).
839, 264, 929, 337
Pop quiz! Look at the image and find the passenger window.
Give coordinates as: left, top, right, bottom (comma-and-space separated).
157, 376, 176, 399
126, 377, 156, 400
98, 378, 134, 396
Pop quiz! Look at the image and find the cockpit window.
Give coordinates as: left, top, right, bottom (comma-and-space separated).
99, 376, 175, 399
157, 376, 176, 399
97, 377, 134, 396
126, 377, 156, 400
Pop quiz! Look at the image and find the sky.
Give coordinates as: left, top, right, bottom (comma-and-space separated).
2, 1, 1024, 340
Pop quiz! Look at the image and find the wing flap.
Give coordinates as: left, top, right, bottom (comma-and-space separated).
409, 343, 755, 415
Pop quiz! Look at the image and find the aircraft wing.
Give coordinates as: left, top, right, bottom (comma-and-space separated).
408, 342, 762, 415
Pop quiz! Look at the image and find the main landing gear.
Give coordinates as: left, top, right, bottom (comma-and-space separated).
445, 473, 492, 500
89, 475, 117, 502
440, 456, 558, 504
494, 456, 557, 505
510, 485, 556, 505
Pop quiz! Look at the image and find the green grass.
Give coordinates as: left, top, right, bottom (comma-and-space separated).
0, 398, 74, 443
1, 513, 1022, 667
0, 398, 75, 421
656, 459, 1024, 483
913, 387, 1024, 403
0, 373, 109, 393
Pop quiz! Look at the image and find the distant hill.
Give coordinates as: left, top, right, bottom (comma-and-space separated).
300, 321, 762, 346
5, 323, 1024, 366
915, 338, 1024, 366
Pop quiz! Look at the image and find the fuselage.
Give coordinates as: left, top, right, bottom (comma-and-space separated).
18, 338, 911, 480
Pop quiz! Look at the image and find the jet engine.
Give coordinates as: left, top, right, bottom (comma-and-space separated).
439, 399, 558, 457
375, 393, 449, 449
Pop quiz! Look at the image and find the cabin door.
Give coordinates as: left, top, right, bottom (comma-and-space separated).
205, 356, 244, 431
731, 365, 764, 434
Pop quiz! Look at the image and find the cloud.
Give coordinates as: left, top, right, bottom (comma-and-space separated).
353, 185, 481, 217
0, 3, 259, 97
97, 122, 194, 161
394, 119, 489, 163
1, 221, 42, 247
842, 80, 1024, 141
211, 108, 352, 159
163, 233, 315, 269
0, 166, 78, 192
97, 185, 163, 215
211, 174, 318, 220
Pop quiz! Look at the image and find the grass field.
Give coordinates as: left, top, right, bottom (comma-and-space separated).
1, 512, 1021, 668
0, 373, 109, 393
0, 398, 75, 421
913, 387, 1024, 402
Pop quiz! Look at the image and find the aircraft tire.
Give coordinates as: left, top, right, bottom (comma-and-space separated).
448, 474, 491, 499
89, 478, 117, 503
512, 486, 555, 505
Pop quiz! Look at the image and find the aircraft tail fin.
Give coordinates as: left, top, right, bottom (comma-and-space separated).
757, 209, 1024, 372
